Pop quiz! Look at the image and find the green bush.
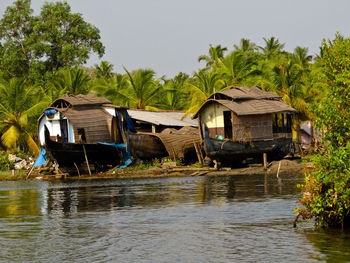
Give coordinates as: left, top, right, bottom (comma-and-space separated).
296, 33, 350, 228
0, 152, 14, 171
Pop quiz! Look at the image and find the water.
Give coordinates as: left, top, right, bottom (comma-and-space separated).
0, 174, 349, 262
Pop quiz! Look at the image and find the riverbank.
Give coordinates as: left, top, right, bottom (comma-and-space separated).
26, 158, 309, 180
0, 157, 310, 181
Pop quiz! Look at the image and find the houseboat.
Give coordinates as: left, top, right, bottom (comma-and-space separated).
38, 94, 130, 172
193, 86, 297, 165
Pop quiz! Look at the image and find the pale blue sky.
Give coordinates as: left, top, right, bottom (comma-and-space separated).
1, 0, 349, 78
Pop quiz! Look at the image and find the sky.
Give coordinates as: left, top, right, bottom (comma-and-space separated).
1, 0, 350, 78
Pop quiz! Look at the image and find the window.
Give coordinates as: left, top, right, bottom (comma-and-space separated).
77, 128, 86, 143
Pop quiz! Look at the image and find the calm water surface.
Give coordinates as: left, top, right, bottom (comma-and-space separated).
0, 174, 349, 262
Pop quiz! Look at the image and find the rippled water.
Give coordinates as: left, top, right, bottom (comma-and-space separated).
0, 174, 349, 262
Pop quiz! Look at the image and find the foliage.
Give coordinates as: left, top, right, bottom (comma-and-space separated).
123, 67, 163, 109
51, 67, 91, 95
0, 152, 14, 171
0, 0, 104, 80
0, 77, 48, 155
296, 33, 350, 228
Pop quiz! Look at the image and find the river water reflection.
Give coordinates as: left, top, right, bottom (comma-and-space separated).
0, 174, 349, 262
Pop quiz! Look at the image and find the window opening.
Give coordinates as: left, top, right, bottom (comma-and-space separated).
77, 128, 86, 143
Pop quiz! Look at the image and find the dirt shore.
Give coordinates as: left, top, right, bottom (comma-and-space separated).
32, 158, 309, 180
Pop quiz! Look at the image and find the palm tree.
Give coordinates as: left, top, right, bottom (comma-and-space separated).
91, 73, 130, 106
293, 46, 312, 70
0, 77, 48, 155
94, 61, 114, 79
198, 44, 228, 69
155, 72, 190, 110
258, 37, 285, 59
184, 70, 222, 117
51, 67, 91, 95
272, 56, 314, 152
123, 67, 163, 109
216, 50, 260, 87
234, 38, 257, 52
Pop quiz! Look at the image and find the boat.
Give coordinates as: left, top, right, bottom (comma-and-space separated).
193, 86, 297, 165
37, 94, 130, 173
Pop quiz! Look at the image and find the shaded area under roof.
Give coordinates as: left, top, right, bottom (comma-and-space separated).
127, 110, 198, 127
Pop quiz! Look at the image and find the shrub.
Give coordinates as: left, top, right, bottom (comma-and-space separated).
296, 33, 350, 228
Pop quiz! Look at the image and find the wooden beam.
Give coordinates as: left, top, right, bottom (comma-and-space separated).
82, 144, 92, 176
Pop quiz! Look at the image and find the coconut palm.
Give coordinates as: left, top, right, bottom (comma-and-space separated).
216, 50, 260, 87
198, 44, 228, 69
272, 56, 315, 152
234, 38, 257, 52
184, 70, 222, 117
91, 73, 130, 106
94, 61, 114, 79
293, 46, 312, 70
259, 37, 285, 59
155, 72, 190, 110
0, 77, 48, 155
51, 67, 91, 95
123, 67, 163, 109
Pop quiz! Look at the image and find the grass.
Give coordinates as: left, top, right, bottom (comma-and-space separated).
0, 170, 28, 180
121, 159, 162, 172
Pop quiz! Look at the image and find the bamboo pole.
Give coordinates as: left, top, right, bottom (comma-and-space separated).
74, 162, 81, 177
263, 153, 267, 170
82, 144, 92, 176
276, 161, 282, 178
194, 142, 203, 165
26, 166, 35, 180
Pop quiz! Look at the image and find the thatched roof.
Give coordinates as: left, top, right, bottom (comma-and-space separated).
50, 94, 111, 108
208, 86, 281, 100
193, 87, 297, 118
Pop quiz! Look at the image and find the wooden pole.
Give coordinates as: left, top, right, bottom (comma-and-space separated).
276, 161, 282, 178
74, 162, 81, 177
26, 166, 35, 180
263, 153, 267, 170
194, 142, 203, 165
82, 144, 92, 176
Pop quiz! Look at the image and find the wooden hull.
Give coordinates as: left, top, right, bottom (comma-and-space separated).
128, 132, 168, 160
204, 136, 292, 163
45, 139, 121, 172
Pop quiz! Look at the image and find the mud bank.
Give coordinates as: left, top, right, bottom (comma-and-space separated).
32, 158, 309, 180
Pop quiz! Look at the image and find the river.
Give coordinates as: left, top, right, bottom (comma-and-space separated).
0, 174, 349, 262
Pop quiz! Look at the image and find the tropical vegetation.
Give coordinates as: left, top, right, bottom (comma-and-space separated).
0, 1, 349, 228
295, 34, 350, 228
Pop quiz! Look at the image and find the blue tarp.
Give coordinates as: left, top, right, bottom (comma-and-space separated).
97, 142, 132, 170
33, 147, 47, 167
44, 109, 58, 116
125, 112, 136, 133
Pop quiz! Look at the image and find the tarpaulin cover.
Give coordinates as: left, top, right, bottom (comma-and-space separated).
97, 142, 132, 170
44, 109, 58, 116
33, 147, 47, 167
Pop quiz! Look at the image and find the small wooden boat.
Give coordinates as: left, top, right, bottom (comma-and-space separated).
127, 132, 168, 160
